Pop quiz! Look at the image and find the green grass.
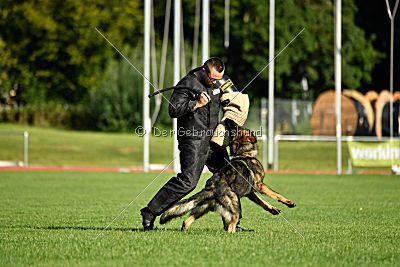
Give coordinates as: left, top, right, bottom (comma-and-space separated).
0, 123, 391, 172
0, 123, 173, 167
0, 171, 399, 266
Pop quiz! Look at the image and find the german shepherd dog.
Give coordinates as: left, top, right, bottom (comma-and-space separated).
159, 127, 296, 233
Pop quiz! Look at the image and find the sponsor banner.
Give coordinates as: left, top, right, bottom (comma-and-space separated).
348, 140, 400, 167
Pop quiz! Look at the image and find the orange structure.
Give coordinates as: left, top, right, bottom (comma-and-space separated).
310, 90, 358, 136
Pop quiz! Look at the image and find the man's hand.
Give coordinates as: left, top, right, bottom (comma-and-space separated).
194, 92, 210, 111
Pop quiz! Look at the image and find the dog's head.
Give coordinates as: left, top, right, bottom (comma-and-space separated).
229, 127, 258, 157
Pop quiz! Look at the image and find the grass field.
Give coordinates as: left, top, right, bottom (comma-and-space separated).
0, 123, 173, 167
0, 123, 391, 172
1, 170, 399, 266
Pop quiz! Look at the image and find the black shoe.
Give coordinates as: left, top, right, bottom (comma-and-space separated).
235, 226, 254, 232
140, 207, 156, 231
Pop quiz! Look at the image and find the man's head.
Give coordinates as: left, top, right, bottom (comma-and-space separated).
201, 57, 225, 87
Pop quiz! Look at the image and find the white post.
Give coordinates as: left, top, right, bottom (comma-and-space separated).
143, 0, 151, 172
274, 136, 278, 171
267, 0, 275, 169
173, 0, 181, 173
224, 0, 230, 48
385, 0, 399, 167
24, 131, 28, 166
291, 99, 297, 129
335, 0, 342, 174
261, 98, 267, 169
202, 0, 209, 62
191, 0, 201, 69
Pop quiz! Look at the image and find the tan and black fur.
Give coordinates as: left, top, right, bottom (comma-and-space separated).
159, 128, 296, 233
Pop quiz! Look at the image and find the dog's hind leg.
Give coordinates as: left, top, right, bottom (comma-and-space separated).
215, 204, 236, 233
247, 192, 280, 215
181, 201, 212, 231
226, 213, 239, 233
216, 192, 241, 233
181, 215, 196, 231
257, 183, 296, 208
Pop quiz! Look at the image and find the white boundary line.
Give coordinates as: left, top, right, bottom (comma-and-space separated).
94, 27, 176, 110
229, 27, 306, 103
95, 157, 176, 240
224, 158, 305, 239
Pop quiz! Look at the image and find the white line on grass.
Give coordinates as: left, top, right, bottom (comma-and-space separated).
95, 157, 176, 240
94, 27, 176, 110
224, 158, 305, 239
229, 27, 306, 103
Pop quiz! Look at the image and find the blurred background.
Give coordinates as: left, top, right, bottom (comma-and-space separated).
1, 0, 398, 131
0, 0, 399, 171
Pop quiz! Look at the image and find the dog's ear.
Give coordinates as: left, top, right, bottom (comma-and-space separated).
231, 141, 238, 154
249, 130, 257, 143
241, 129, 256, 144
237, 128, 246, 139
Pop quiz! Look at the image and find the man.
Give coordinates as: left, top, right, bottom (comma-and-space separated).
140, 57, 251, 231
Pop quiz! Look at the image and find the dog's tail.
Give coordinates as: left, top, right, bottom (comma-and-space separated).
160, 189, 214, 224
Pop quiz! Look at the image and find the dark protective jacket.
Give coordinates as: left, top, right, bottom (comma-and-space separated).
168, 67, 222, 140
147, 68, 232, 217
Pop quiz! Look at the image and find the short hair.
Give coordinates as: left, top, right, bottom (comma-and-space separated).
203, 57, 225, 74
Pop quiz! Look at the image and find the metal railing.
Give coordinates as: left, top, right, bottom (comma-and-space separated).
273, 135, 396, 171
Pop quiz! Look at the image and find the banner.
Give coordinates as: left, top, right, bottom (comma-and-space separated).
348, 140, 400, 167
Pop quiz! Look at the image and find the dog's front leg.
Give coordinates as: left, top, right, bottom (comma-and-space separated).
247, 192, 280, 215
257, 183, 296, 208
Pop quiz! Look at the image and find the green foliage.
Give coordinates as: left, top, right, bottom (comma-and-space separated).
207, 0, 381, 99
0, 102, 87, 129
87, 45, 175, 131
0, 0, 143, 104
88, 47, 143, 131
0, 0, 384, 130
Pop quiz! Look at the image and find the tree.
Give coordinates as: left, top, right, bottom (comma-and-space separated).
180, 0, 381, 100
0, 0, 385, 131
0, 0, 143, 105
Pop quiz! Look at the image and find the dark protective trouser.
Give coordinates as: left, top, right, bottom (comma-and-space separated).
147, 139, 232, 216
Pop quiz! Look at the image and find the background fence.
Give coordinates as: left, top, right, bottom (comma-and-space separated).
244, 98, 314, 136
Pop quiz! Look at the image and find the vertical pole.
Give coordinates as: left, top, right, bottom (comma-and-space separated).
273, 137, 278, 171
173, 0, 181, 173
261, 98, 267, 169
385, 0, 399, 166
192, 0, 200, 69
390, 18, 394, 140
335, 0, 342, 174
390, 17, 394, 166
143, 0, 151, 172
268, 0, 275, 169
224, 0, 230, 48
292, 99, 297, 132
24, 131, 28, 166
202, 0, 209, 62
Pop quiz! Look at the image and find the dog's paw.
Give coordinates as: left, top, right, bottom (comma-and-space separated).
279, 200, 296, 208
287, 201, 296, 208
181, 221, 189, 231
270, 207, 280, 215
